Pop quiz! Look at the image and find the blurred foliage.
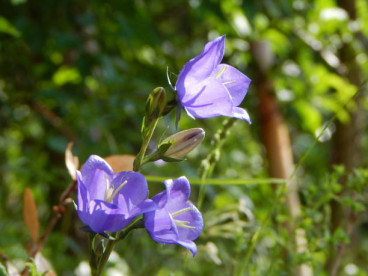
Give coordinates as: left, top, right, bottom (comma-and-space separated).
1, 0, 368, 275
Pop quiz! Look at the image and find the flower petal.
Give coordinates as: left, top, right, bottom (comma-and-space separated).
151, 190, 169, 208
80, 155, 114, 200
177, 240, 198, 256
164, 177, 191, 211
176, 36, 225, 101
212, 64, 251, 106
174, 202, 203, 241
228, 107, 251, 123
183, 77, 233, 118
76, 171, 90, 225
87, 200, 128, 233
129, 199, 157, 218
144, 208, 179, 243
111, 171, 149, 212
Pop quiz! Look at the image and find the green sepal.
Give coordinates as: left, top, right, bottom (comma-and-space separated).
161, 156, 184, 162
157, 141, 173, 155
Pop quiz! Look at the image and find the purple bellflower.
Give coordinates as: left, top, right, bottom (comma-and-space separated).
144, 176, 203, 256
76, 155, 156, 233
175, 35, 251, 123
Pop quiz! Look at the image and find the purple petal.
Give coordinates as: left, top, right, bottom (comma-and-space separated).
212, 64, 251, 106
76, 171, 90, 225
164, 177, 191, 211
177, 240, 197, 256
111, 171, 149, 212
228, 107, 251, 123
80, 155, 114, 200
144, 209, 179, 243
174, 202, 203, 241
151, 190, 169, 208
129, 199, 157, 217
184, 77, 232, 118
176, 36, 225, 101
87, 200, 128, 233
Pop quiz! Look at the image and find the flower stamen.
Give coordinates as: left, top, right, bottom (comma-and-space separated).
223, 80, 236, 85
110, 180, 128, 201
174, 219, 196, 229
104, 176, 114, 203
171, 207, 194, 218
104, 177, 128, 203
215, 65, 228, 79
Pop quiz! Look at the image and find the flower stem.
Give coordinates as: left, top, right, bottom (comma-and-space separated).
93, 239, 117, 276
133, 118, 159, 172
197, 118, 236, 209
89, 218, 144, 276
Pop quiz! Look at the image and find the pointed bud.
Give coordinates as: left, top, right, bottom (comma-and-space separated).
146, 87, 167, 120
160, 128, 205, 160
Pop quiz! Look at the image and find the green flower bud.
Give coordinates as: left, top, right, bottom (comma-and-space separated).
160, 128, 205, 160
145, 87, 167, 120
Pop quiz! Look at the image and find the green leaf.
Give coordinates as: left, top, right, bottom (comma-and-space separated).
0, 16, 21, 37
52, 66, 81, 86
295, 101, 322, 133
10, 0, 27, 5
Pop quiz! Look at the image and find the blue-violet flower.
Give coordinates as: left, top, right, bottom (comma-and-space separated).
144, 176, 203, 255
76, 155, 156, 233
175, 35, 251, 123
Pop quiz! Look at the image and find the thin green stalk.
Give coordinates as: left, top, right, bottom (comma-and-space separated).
197, 118, 237, 209
236, 81, 365, 274
237, 182, 288, 276
145, 176, 285, 185
93, 239, 118, 276
133, 118, 159, 172
89, 234, 99, 275
90, 218, 144, 276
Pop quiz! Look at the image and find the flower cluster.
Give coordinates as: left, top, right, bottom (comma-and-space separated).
77, 155, 203, 255
76, 35, 250, 259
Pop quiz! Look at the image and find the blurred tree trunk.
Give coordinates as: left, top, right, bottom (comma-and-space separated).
251, 41, 313, 276
329, 0, 365, 275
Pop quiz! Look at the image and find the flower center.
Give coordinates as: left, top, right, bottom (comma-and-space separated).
215, 65, 228, 79
104, 176, 127, 203
171, 207, 196, 229
215, 65, 236, 85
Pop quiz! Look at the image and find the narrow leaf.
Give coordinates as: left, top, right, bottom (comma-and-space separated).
65, 142, 79, 180
23, 188, 39, 245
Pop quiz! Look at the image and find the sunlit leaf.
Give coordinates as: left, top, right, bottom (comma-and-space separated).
65, 142, 79, 180
0, 16, 20, 37
52, 66, 81, 86
295, 101, 322, 133
23, 188, 39, 246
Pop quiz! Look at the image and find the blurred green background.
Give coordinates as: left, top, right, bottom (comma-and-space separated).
1, 0, 368, 275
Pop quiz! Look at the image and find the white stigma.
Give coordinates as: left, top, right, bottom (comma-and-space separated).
174, 219, 196, 229
215, 65, 236, 86
171, 207, 196, 229
215, 65, 229, 79
104, 176, 128, 203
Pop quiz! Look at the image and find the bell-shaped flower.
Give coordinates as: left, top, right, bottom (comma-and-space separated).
144, 176, 203, 256
76, 155, 156, 233
175, 35, 251, 123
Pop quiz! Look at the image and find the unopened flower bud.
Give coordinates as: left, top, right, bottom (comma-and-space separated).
160, 128, 205, 159
146, 87, 167, 120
